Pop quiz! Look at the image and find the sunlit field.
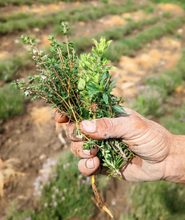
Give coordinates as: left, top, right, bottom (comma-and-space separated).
0, 0, 185, 219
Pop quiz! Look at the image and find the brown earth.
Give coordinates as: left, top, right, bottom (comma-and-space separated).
0, 1, 185, 220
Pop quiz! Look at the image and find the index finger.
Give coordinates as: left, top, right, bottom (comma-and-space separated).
55, 112, 69, 123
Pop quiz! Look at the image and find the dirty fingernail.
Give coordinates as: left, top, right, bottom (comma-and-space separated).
82, 120, 96, 133
85, 158, 95, 169
72, 126, 82, 139
83, 149, 91, 156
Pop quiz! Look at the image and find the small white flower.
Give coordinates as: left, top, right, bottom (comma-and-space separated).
32, 56, 36, 59
55, 188, 59, 193
64, 188, 67, 192
44, 55, 48, 58
44, 203, 48, 207
24, 91, 29, 96
53, 202, 57, 207
40, 50, 43, 53
62, 196, 65, 201
78, 174, 82, 179
41, 75, 46, 80
51, 161, 56, 166
33, 49, 37, 54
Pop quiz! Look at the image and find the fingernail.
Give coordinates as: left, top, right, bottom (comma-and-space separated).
83, 149, 91, 156
85, 158, 95, 169
82, 120, 96, 133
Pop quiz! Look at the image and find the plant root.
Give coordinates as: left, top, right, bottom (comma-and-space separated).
91, 174, 113, 219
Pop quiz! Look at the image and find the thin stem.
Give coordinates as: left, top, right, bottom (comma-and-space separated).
44, 83, 70, 110
53, 68, 67, 92
109, 141, 123, 157
57, 48, 64, 68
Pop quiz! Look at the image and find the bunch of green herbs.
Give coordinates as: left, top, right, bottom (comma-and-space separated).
13, 22, 134, 179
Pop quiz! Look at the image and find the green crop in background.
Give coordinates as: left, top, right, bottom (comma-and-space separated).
120, 181, 185, 220
0, 84, 25, 121
7, 151, 97, 220
148, 0, 185, 10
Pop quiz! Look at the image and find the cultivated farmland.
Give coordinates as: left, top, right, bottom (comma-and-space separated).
0, 0, 185, 219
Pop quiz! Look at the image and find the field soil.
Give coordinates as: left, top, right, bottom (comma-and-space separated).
0, 1, 185, 219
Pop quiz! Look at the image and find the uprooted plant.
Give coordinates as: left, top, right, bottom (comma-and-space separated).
13, 22, 134, 218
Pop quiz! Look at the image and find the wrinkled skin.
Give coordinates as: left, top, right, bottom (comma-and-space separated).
55, 108, 185, 183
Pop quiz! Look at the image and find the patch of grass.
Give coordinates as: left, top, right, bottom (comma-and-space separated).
0, 12, 33, 23
0, 56, 31, 82
0, 0, 90, 7
144, 5, 155, 14
0, 84, 25, 121
105, 16, 185, 62
162, 11, 173, 19
128, 96, 149, 118
130, 87, 167, 117
160, 102, 185, 135
0, 3, 149, 35
145, 69, 183, 93
72, 15, 162, 53
6, 151, 97, 220
148, 0, 185, 10
54, 4, 151, 34
120, 181, 185, 220
1, 15, 162, 81
0, 14, 171, 80
130, 50, 185, 117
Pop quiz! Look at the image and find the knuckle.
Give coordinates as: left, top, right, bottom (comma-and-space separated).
130, 115, 146, 128
98, 118, 115, 138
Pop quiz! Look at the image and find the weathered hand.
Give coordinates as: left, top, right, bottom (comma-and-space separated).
55, 108, 184, 183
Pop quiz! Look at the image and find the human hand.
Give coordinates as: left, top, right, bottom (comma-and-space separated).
55, 108, 184, 183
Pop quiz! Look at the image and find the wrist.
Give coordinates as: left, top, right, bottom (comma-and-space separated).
163, 134, 185, 183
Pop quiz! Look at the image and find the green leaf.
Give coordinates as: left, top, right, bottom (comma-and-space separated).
48, 35, 53, 40
107, 40, 112, 47
86, 84, 100, 97
80, 107, 90, 120
92, 39, 99, 49
84, 61, 93, 70
92, 47, 99, 57
100, 72, 107, 86
78, 78, 86, 90
108, 81, 116, 94
94, 74, 99, 83
108, 66, 117, 71
103, 93, 108, 104
112, 105, 128, 116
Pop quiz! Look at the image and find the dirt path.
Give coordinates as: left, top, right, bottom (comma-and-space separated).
110, 25, 185, 103
0, 100, 71, 217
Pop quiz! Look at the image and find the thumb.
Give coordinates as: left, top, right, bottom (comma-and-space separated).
79, 115, 139, 140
